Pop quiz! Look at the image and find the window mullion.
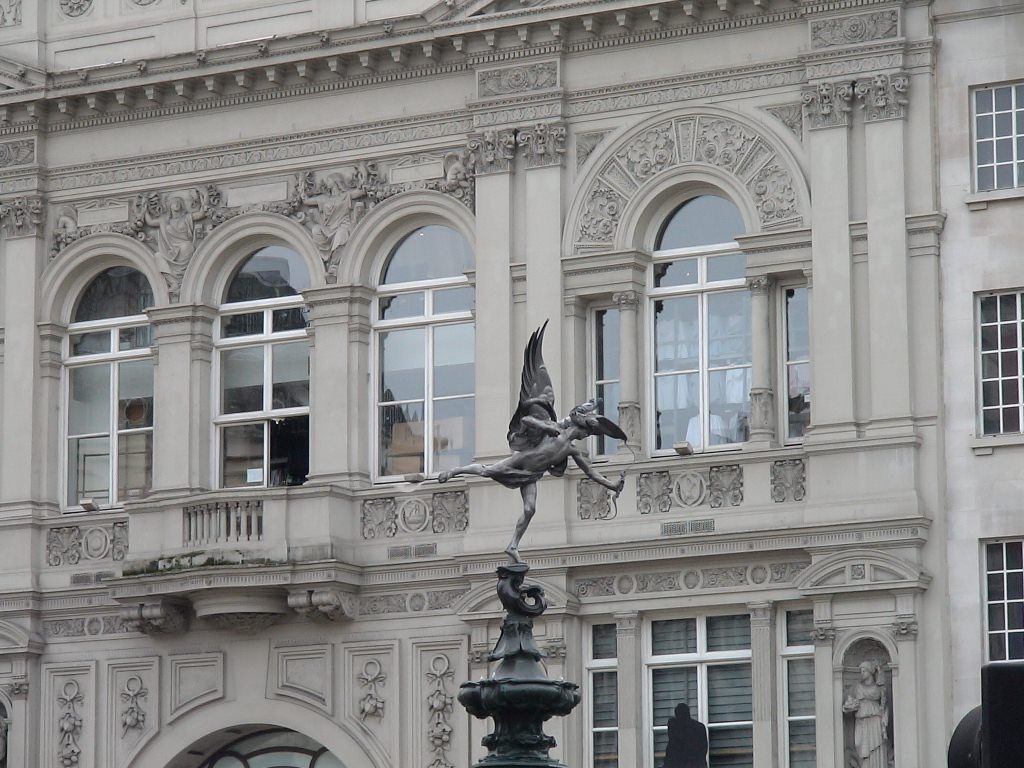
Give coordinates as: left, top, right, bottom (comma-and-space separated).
700, 293, 709, 451
425, 321, 434, 476
109, 359, 118, 505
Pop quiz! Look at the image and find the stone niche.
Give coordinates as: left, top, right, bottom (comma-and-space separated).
841, 637, 895, 768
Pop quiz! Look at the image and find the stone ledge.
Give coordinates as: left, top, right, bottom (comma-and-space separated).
969, 432, 1024, 455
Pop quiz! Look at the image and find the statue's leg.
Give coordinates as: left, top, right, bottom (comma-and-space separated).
438, 464, 487, 483
506, 483, 537, 563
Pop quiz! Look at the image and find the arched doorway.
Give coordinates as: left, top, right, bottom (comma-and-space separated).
166, 726, 343, 768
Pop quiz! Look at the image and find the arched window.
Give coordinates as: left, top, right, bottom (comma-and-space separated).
215, 246, 310, 488
651, 195, 750, 451
199, 728, 343, 768
64, 266, 155, 508
374, 225, 475, 479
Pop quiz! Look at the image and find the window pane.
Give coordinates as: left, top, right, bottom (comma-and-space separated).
119, 325, 153, 350
379, 292, 425, 321
652, 618, 697, 655
74, 267, 153, 322
70, 331, 111, 356
592, 671, 618, 728
118, 359, 154, 429
787, 658, 815, 717
221, 423, 265, 487
707, 664, 752, 723
226, 246, 310, 302
788, 720, 816, 768
593, 730, 618, 768
379, 402, 424, 476
990, 633, 1006, 661
707, 291, 751, 367
432, 396, 475, 473
1008, 541, 1023, 569
222, 347, 265, 414
433, 323, 474, 397
653, 729, 669, 768
269, 415, 309, 487
593, 624, 618, 659
786, 610, 814, 646
380, 328, 425, 401
655, 372, 700, 451
69, 365, 111, 435
222, 312, 264, 338
68, 436, 110, 505
787, 362, 811, 440
272, 306, 309, 332
708, 367, 750, 445
117, 431, 152, 500
657, 196, 744, 250
272, 342, 310, 409
434, 286, 474, 314
709, 725, 753, 768
383, 226, 474, 284
990, 603, 1006, 630
655, 297, 699, 372
596, 308, 621, 381
707, 253, 746, 282
652, 666, 697, 726
655, 258, 699, 288
975, 88, 993, 113
786, 287, 810, 361
707, 615, 751, 651
596, 381, 620, 455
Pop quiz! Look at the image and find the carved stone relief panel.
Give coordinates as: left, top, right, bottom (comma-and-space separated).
468, 130, 518, 174
59, 0, 93, 18
855, 72, 909, 122
771, 459, 806, 502
167, 652, 223, 723
413, 640, 466, 768
343, 642, 397, 761
43, 662, 95, 768
801, 81, 855, 130
362, 490, 468, 539
47, 523, 128, 566
575, 113, 803, 250
477, 61, 559, 99
0, 138, 33, 168
809, 10, 899, 49
574, 560, 808, 598
576, 131, 609, 169
0, 196, 42, 239
638, 465, 743, 514
0, 0, 21, 27
268, 643, 333, 715
763, 104, 803, 142
517, 123, 567, 168
105, 658, 157, 768
44, 615, 131, 640
577, 479, 614, 520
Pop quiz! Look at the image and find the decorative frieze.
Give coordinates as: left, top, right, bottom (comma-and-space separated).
640, 465, 743, 513
636, 571, 680, 593
361, 491, 468, 539
0, 139, 33, 168
577, 479, 614, 520
357, 659, 387, 721
468, 130, 518, 174
638, 471, 672, 515
574, 577, 615, 597
46, 523, 128, 566
0, 196, 43, 238
44, 616, 131, 639
517, 122, 567, 168
575, 560, 808, 598
477, 61, 558, 99
771, 459, 806, 502
801, 80, 855, 130
810, 623, 836, 644
809, 10, 899, 49
425, 655, 456, 768
57, 680, 84, 767
855, 72, 909, 122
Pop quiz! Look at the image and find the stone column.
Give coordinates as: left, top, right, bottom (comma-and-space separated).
0, 196, 45, 505
612, 290, 642, 452
858, 73, 913, 436
810, 597, 838, 768
146, 304, 217, 493
470, 130, 516, 463
748, 601, 777, 768
802, 82, 857, 442
3, 679, 34, 768
614, 610, 643, 768
891, 604, 921, 768
303, 285, 371, 486
746, 276, 775, 448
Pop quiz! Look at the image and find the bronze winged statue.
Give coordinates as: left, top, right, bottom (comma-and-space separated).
438, 321, 628, 563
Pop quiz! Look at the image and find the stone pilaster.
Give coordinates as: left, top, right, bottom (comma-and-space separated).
612, 290, 641, 452
614, 611, 642, 768
746, 276, 775, 448
748, 602, 777, 768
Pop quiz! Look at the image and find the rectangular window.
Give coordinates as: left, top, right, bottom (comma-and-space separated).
986, 540, 1024, 661
977, 291, 1023, 435
782, 610, 816, 768
648, 614, 753, 767
589, 624, 618, 767
594, 307, 621, 456
973, 83, 1024, 192
783, 286, 810, 441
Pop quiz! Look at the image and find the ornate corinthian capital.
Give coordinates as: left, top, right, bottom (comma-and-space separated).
517, 122, 567, 168
801, 80, 855, 130
855, 72, 909, 122
0, 195, 43, 238
468, 129, 518, 174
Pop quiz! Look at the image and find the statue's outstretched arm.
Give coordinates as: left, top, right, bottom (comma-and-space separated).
520, 415, 560, 437
570, 450, 625, 494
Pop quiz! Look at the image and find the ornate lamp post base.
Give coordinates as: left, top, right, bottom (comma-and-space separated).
458, 564, 580, 768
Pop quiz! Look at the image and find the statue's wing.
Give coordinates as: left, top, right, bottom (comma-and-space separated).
507, 321, 557, 450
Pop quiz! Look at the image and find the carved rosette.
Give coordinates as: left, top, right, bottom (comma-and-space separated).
0, 196, 43, 238
59, 0, 92, 17
855, 72, 909, 122
517, 123, 567, 168
801, 81, 855, 129
468, 130, 518, 175
810, 10, 899, 49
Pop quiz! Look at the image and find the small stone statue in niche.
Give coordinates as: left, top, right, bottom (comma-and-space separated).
438, 321, 628, 563
297, 167, 369, 258
843, 659, 890, 768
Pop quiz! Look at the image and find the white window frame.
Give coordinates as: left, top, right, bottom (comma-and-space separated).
971, 81, 1024, 193
372, 272, 474, 482
778, 281, 811, 445
585, 622, 619, 768
779, 608, 816, 768
641, 613, 753, 767
976, 289, 1024, 437
62, 313, 153, 512
983, 538, 1024, 663
589, 303, 621, 459
212, 293, 310, 489
647, 240, 750, 455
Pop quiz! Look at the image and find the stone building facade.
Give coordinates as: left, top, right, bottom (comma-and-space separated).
0, 0, 1001, 766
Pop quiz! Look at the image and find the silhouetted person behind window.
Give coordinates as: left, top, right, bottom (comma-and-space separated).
662, 703, 708, 768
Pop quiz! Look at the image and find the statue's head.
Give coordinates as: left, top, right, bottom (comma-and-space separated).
568, 399, 628, 443
169, 197, 186, 214
858, 660, 881, 682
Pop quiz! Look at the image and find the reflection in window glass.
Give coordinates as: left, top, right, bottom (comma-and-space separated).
978, 291, 1024, 435
785, 287, 811, 440
656, 196, 745, 251
594, 308, 621, 455
973, 83, 1024, 192
986, 540, 1024, 661
225, 246, 310, 302
383, 226, 473, 284
74, 267, 153, 322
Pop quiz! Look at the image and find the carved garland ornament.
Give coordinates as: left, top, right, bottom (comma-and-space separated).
425, 655, 456, 768
575, 115, 801, 248
119, 676, 148, 737
57, 681, 83, 767
809, 10, 899, 49
357, 659, 387, 721
362, 491, 468, 539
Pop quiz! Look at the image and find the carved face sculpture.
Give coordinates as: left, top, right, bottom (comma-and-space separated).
817, 82, 835, 113
168, 197, 186, 216
858, 660, 878, 683
872, 74, 889, 105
